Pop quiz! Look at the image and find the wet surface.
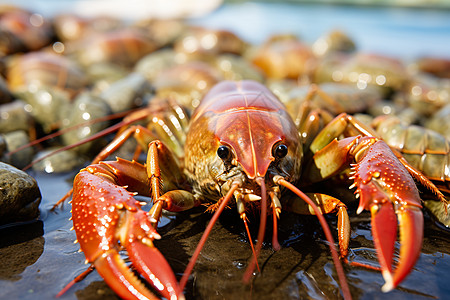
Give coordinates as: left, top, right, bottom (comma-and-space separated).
1, 170, 450, 299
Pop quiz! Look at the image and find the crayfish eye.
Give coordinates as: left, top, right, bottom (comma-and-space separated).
217, 145, 230, 160
274, 144, 288, 158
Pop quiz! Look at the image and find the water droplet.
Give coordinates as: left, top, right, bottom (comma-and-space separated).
233, 260, 246, 269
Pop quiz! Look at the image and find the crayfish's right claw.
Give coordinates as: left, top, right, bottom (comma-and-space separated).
93, 250, 158, 300
391, 205, 423, 292
92, 209, 183, 300
72, 168, 183, 299
125, 210, 183, 300
94, 210, 182, 300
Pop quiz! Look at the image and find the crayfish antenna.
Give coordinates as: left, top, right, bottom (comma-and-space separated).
275, 176, 352, 300
21, 121, 128, 171
7, 109, 139, 159
56, 265, 95, 297
20, 108, 149, 171
243, 177, 267, 283
241, 214, 261, 273
269, 191, 282, 251
52, 187, 74, 210
179, 182, 240, 293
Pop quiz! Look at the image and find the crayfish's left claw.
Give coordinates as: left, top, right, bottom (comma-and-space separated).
369, 202, 397, 283
352, 137, 424, 292
370, 200, 423, 292
385, 204, 423, 292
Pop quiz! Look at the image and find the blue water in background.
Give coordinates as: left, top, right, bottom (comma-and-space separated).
191, 2, 450, 60
5, 0, 450, 60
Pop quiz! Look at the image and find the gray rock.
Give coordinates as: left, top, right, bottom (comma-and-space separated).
31, 147, 85, 173
1, 130, 34, 169
99, 72, 152, 113
424, 199, 450, 229
0, 135, 6, 158
0, 100, 33, 133
60, 91, 111, 155
0, 162, 41, 225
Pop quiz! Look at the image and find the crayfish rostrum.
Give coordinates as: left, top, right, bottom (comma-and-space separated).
65, 80, 432, 300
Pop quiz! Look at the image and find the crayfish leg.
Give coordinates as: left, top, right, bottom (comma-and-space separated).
284, 192, 350, 258
275, 177, 352, 300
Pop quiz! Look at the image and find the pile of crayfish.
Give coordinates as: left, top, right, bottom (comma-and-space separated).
1, 4, 450, 300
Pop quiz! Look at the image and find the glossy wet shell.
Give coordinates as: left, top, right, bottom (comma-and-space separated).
354, 139, 421, 209
426, 103, 450, 141
72, 170, 132, 262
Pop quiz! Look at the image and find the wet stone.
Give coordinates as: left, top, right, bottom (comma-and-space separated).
0, 162, 41, 225
134, 49, 180, 82
0, 135, 6, 159
0, 76, 13, 105
32, 147, 85, 173
424, 199, 450, 228
86, 62, 129, 93
99, 72, 153, 113
0, 100, 32, 133
16, 86, 71, 134
61, 91, 111, 155
1, 130, 34, 169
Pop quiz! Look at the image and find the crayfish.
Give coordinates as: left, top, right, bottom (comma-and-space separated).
60, 80, 439, 299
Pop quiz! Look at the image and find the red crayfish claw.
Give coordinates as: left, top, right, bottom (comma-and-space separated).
70, 164, 183, 300
349, 137, 423, 292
